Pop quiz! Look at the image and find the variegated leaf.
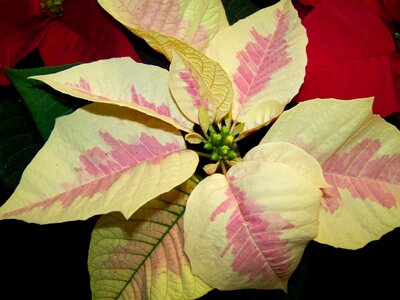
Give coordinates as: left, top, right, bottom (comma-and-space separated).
262, 98, 400, 249
169, 49, 233, 123
89, 177, 212, 300
206, 0, 307, 133
97, 0, 229, 58
184, 150, 323, 291
0, 103, 198, 224
30, 57, 194, 132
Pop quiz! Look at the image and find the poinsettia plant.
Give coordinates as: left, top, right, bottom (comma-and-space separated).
1, 0, 400, 299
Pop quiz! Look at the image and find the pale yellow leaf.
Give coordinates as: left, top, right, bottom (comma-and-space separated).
30, 57, 194, 132
262, 98, 400, 249
203, 162, 219, 175
198, 107, 210, 134
245, 142, 329, 188
0, 103, 198, 224
206, 0, 307, 133
98, 0, 229, 57
185, 132, 204, 144
184, 161, 322, 291
169, 49, 233, 123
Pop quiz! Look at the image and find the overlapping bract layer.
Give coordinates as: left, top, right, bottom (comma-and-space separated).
89, 178, 211, 299
206, 0, 307, 133
184, 142, 327, 291
262, 98, 400, 249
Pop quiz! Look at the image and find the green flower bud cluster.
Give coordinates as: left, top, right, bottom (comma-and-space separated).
41, 0, 64, 16
203, 125, 237, 162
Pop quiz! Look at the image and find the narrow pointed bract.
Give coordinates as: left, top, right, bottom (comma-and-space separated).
206, 0, 307, 133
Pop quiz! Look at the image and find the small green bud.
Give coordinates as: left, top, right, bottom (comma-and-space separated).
41, 0, 64, 16
220, 126, 230, 136
208, 127, 216, 135
223, 135, 234, 146
211, 152, 220, 161
204, 141, 213, 150
227, 150, 237, 160
219, 145, 229, 155
211, 133, 222, 145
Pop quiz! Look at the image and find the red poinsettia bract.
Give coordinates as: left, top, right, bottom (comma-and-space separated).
0, 0, 140, 85
295, 0, 400, 116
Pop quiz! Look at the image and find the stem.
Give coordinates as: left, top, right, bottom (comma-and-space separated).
195, 151, 212, 159
220, 161, 227, 175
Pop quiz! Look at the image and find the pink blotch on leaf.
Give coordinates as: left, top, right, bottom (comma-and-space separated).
131, 84, 173, 116
211, 176, 294, 282
102, 218, 185, 280
129, 0, 209, 50
179, 69, 209, 109
4, 131, 181, 217
322, 138, 400, 213
131, 0, 183, 37
190, 26, 209, 51
130, 83, 190, 128
66, 77, 91, 93
233, 10, 292, 107
78, 131, 180, 179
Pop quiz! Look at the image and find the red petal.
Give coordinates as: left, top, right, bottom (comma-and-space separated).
0, 0, 47, 85
359, 0, 397, 32
39, 0, 140, 66
298, 0, 400, 26
297, 0, 400, 116
0, 0, 43, 25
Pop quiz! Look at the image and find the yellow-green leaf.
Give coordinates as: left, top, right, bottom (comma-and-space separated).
169, 49, 233, 123
206, 0, 307, 133
262, 98, 400, 249
89, 177, 212, 300
198, 107, 210, 134
0, 103, 198, 224
98, 0, 229, 58
184, 158, 323, 291
30, 57, 194, 132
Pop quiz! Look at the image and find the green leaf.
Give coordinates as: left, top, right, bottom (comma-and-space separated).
0, 87, 43, 191
5, 64, 83, 140
222, 0, 260, 24
88, 176, 212, 299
